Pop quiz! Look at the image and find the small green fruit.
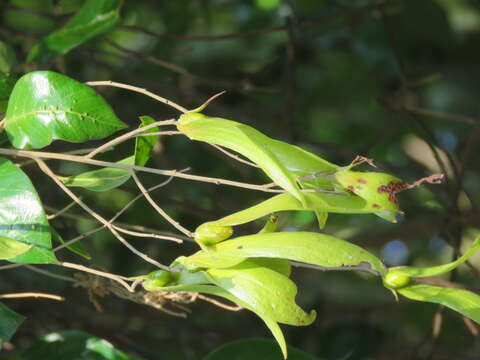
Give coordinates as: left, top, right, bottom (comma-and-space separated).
194, 222, 233, 246
383, 270, 411, 289
142, 269, 171, 290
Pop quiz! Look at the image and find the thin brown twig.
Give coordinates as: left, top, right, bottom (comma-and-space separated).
47, 200, 79, 220
86, 81, 189, 113
85, 119, 177, 159
197, 294, 243, 311
131, 172, 193, 237
25, 265, 75, 282
0, 292, 64, 301
35, 158, 172, 271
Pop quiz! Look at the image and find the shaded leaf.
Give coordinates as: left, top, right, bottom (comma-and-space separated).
0, 236, 32, 260
51, 226, 90, 260
0, 157, 57, 264
135, 115, 159, 166
0, 302, 25, 345
398, 285, 480, 324
203, 337, 319, 360
60, 156, 133, 192
5, 71, 126, 149
0, 40, 17, 73
20, 330, 142, 360
184, 232, 386, 275
27, 0, 122, 62
0, 72, 17, 101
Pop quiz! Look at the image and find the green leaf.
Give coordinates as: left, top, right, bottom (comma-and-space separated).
0, 236, 32, 260
135, 115, 159, 166
203, 338, 319, 360
0, 72, 17, 101
208, 192, 396, 230
20, 330, 142, 360
27, 0, 122, 62
149, 283, 288, 359
0, 302, 25, 345
178, 113, 338, 207
0, 41, 17, 73
390, 236, 480, 278
51, 226, 91, 260
205, 260, 316, 326
398, 285, 480, 324
0, 157, 57, 264
4, 71, 127, 149
184, 232, 386, 275
60, 156, 133, 192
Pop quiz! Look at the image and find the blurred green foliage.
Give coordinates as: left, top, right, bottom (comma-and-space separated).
1, 0, 480, 359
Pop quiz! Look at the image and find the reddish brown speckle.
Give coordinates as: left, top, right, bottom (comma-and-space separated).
372, 203, 381, 209
237, 245, 243, 249
377, 181, 407, 204
358, 179, 367, 184
347, 185, 355, 192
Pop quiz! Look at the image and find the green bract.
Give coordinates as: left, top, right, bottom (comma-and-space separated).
383, 270, 411, 289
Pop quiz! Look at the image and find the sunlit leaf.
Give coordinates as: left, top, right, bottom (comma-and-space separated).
178, 113, 338, 207
0, 157, 57, 264
0, 236, 32, 260
20, 330, 142, 360
398, 285, 480, 324
184, 232, 386, 275
390, 236, 480, 278
5, 71, 126, 149
0, 302, 25, 346
135, 115, 159, 166
27, 0, 122, 62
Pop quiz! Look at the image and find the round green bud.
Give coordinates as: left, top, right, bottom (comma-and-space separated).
383, 270, 411, 289
194, 222, 233, 246
143, 270, 171, 291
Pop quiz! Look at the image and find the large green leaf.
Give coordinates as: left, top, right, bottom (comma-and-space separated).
4, 71, 126, 149
203, 338, 319, 360
0, 302, 25, 347
178, 112, 338, 208
19, 330, 142, 360
398, 285, 480, 324
0, 236, 32, 260
27, 0, 122, 62
184, 232, 386, 275
60, 156, 133, 192
150, 283, 288, 359
0, 157, 57, 264
390, 236, 480, 278
205, 260, 316, 326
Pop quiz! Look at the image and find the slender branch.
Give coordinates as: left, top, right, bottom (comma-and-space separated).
0, 148, 279, 193
0, 292, 64, 301
131, 172, 193, 237
47, 200, 79, 220
86, 81, 188, 113
85, 119, 177, 159
197, 294, 243, 311
25, 265, 75, 282
208, 143, 259, 168
35, 158, 173, 271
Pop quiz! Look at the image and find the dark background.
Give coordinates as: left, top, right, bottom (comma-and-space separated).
1, 0, 480, 359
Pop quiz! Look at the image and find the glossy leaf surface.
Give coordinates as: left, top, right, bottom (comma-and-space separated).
178, 113, 337, 207
203, 338, 319, 360
205, 260, 316, 326
60, 156, 133, 192
20, 330, 142, 360
398, 285, 480, 324
0, 157, 57, 264
184, 232, 386, 275
390, 236, 480, 278
28, 0, 122, 62
0, 302, 25, 345
5, 71, 126, 149
0, 236, 32, 260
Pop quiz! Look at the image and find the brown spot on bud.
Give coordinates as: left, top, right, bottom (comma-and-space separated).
358, 179, 367, 184
372, 203, 381, 209
237, 245, 243, 249
347, 185, 355, 192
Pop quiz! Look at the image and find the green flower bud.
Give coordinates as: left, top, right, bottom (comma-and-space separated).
383, 270, 411, 289
142, 269, 172, 290
194, 222, 233, 246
